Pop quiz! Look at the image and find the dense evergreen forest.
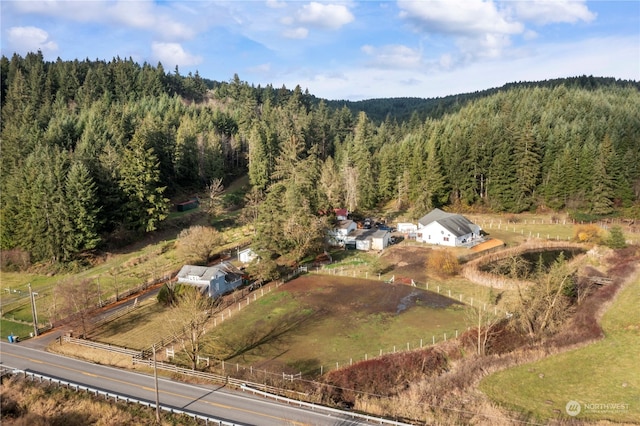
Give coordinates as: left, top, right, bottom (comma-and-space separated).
1, 52, 639, 266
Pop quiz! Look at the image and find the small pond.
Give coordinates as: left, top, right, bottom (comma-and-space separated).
480, 248, 585, 280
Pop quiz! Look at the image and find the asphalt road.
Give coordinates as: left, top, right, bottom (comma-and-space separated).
0, 342, 378, 426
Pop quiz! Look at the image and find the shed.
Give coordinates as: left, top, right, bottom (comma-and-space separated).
238, 248, 258, 264
348, 229, 390, 251
176, 198, 199, 212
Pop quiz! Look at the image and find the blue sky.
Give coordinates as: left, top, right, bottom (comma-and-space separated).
2, 1, 639, 100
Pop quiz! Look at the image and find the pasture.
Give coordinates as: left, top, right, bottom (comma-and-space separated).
480, 271, 640, 423
207, 275, 468, 376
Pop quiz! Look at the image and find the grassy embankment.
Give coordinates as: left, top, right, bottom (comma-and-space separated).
480, 271, 640, 423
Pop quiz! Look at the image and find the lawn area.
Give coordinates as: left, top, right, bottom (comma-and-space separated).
480, 271, 640, 423
89, 297, 168, 349
208, 275, 469, 376
1, 319, 35, 341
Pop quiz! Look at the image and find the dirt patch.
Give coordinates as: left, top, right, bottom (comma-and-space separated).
285, 275, 459, 314
379, 245, 432, 282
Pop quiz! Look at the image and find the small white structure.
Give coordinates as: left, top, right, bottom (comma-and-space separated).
347, 229, 390, 251
238, 248, 258, 264
176, 262, 244, 298
397, 222, 417, 233
416, 208, 481, 247
327, 219, 357, 246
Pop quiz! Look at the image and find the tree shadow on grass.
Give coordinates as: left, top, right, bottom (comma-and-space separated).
217, 310, 316, 361
88, 304, 165, 345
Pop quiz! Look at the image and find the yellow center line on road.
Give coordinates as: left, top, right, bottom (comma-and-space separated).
6, 351, 308, 426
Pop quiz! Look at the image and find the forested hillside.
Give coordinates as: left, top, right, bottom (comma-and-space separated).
1, 53, 639, 266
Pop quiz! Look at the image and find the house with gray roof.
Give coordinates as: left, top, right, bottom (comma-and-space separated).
176, 261, 244, 298
416, 208, 481, 247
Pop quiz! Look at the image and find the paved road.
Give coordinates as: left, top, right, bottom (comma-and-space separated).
0, 342, 377, 426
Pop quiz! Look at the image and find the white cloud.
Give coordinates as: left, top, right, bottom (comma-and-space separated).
151, 42, 202, 67
397, 0, 525, 63
296, 2, 354, 30
109, 2, 195, 40
456, 32, 513, 61
12, 0, 195, 41
266, 0, 287, 9
7, 26, 58, 54
247, 63, 272, 74
398, 0, 523, 36
362, 44, 423, 69
512, 0, 596, 25
290, 35, 640, 101
283, 27, 309, 39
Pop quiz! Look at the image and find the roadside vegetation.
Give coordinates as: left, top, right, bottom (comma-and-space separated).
0, 376, 201, 426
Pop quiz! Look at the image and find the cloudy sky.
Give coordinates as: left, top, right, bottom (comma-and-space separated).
2, 1, 638, 100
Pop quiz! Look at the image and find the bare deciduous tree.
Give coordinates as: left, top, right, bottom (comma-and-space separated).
165, 286, 220, 370
238, 187, 264, 234
510, 253, 577, 339
465, 304, 502, 356
206, 177, 224, 216
177, 225, 224, 265
56, 278, 100, 338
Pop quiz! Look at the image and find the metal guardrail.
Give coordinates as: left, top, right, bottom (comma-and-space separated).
11, 369, 239, 426
131, 358, 412, 425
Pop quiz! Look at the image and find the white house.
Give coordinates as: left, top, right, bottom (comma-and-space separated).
416, 208, 481, 247
176, 262, 244, 298
327, 219, 357, 246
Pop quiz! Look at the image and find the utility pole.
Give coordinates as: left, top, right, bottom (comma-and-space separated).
28, 283, 38, 337
153, 345, 160, 423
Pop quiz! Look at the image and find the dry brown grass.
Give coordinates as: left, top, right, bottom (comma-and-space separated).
47, 341, 135, 369
0, 376, 200, 426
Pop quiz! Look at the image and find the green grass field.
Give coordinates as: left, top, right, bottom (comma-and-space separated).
0, 319, 35, 340
480, 273, 640, 423
89, 297, 168, 349
206, 275, 469, 376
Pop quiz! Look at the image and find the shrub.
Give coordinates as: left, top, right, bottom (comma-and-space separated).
572, 224, 602, 243
426, 250, 460, 277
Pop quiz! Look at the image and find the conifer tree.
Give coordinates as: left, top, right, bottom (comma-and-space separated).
118, 132, 169, 232
62, 162, 102, 259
